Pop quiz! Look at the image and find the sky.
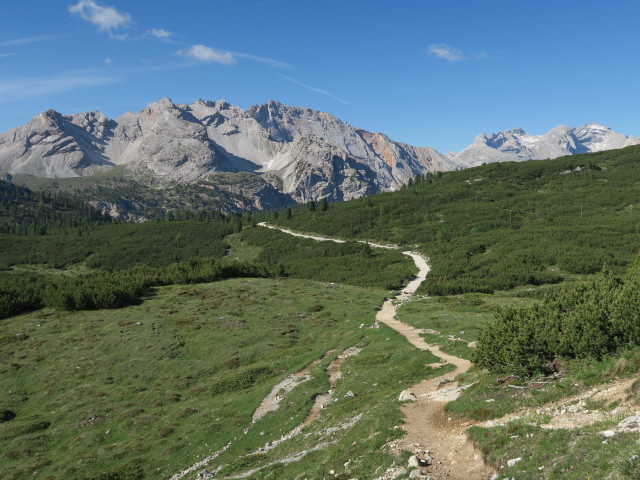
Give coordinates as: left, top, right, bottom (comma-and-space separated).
1, 0, 639, 153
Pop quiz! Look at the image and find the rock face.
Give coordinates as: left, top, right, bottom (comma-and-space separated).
0, 98, 455, 204
451, 124, 639, 168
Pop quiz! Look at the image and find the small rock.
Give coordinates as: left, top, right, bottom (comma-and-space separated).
490, 474, 500, 480
506, 457, 522, 467
329, 470, 335, 475
599, 430, 617, 438
486, 399, 495, 403
399, 390, 417, 402
408, 455, 429, 467
344, 391, 356, 398
409, 469, 425, 478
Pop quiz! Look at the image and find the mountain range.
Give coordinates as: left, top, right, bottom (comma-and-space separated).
0, 98, 637, 216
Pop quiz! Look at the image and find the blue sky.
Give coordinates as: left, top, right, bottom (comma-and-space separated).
1, 0, 638, 152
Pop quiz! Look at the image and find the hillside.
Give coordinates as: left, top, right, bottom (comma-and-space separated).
0, 180, 111, 235
273, 145, 640, 294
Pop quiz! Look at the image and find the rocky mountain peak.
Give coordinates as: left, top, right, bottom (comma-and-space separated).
37, 109, 65, 130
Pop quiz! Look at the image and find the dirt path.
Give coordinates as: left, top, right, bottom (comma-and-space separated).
376, 256, 494, 480
257, 222, 398, 249
259, 223, 495, 479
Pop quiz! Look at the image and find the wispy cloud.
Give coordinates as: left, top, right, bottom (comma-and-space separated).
427, 43, 465, 62
0, 34, 65, 48
278, 74, 348, 105
233, 52, 293, 69
427, 43, 488, 62
175, 44, 236, 65
69, 0, 132, 37
0, 71, 123, 103
145, 28, 172, 41
0, 53, 17, 59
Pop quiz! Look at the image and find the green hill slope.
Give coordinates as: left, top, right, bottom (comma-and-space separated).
273, 145, 640, 294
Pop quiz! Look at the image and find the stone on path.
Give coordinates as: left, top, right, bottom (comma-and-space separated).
399, 389, 417, 401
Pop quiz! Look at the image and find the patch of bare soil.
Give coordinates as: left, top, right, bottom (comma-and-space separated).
483, 377, 639, 431
303, 346, 361, 425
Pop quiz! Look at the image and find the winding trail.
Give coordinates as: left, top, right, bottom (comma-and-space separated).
260, 223, 495, 480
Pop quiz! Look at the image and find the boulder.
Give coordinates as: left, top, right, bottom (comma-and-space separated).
399, 390, 417, 402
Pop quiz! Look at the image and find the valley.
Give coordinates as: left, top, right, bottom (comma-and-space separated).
3, 1, 640, 479
2, 146, 640, 479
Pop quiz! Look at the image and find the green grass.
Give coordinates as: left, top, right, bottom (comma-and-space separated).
0, 275, 458, 480
224, 232, 264, 263
468, 422, 640, 479
206, 320, 453, 479
0, 277, 393, 480
445, 348, 640, 422
394, 290, 540, 360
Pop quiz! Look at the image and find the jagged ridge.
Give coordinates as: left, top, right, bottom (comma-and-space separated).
0, 98, 454, 205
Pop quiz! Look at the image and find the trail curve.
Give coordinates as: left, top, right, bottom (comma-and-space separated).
258, 223, 495, 480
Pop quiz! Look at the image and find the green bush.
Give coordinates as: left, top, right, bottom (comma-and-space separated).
474, 260, 640, 376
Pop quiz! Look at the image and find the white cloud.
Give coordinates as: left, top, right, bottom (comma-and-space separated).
427, 43, 465, 62
0, 72, 122, 103
278, 74, 348, 105
176, 44, 236, 65
0, 53, 16, 59
104, 57, 113, 64
146, 28, 172, 41
69, 0, 132, 36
